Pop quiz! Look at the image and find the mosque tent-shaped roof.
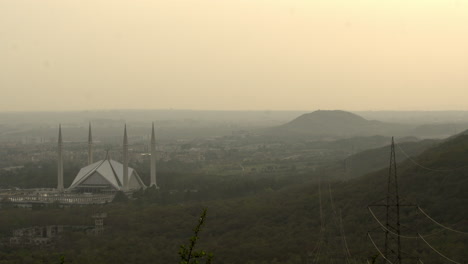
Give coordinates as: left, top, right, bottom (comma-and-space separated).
68, 157, 146, 191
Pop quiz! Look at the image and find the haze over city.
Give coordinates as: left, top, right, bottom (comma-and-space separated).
1, 0, 468, 111
0, 1, 467, 264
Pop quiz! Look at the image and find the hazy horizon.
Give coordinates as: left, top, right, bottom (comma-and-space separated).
3, 108, 468, 114
1, 0, 467, 112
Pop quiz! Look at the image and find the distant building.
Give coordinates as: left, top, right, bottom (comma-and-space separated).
10, 226, 63, 246
10, 220, 104, 246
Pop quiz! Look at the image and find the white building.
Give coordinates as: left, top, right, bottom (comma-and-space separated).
68, 157, 146, 192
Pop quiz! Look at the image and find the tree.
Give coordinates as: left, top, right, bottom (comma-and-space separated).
179, 208, 213, 264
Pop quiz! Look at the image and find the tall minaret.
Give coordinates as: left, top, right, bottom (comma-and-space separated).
88, 122, 93, 165
122, 124, 129, 191
150, 122, 158, 188
57, 124, 64, 192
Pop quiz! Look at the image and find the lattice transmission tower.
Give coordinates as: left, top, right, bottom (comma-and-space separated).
383, 137, 402, 263
368, 137, 405, 264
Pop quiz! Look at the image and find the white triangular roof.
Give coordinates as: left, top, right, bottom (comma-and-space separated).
69, 159, 144, 190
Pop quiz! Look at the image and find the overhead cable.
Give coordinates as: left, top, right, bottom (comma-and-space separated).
368, 207, 446, 238
418, 207, 468, 235
395, 141, 468, 172
418, 235, 462, 264
367, 232, 395, 264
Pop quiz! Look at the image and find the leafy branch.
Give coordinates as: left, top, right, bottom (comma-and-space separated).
179, 208, 213, 264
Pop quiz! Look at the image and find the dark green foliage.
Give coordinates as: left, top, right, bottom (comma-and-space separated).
0, 135, 466, 263
112, 191, 129, 203
318, 138, 439, 180
179, 208, 213, 264
0, 160, 81, 189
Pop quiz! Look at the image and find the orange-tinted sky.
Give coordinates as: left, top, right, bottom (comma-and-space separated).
1, 0, 467, 111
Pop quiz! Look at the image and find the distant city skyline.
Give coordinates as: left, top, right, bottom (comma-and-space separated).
1, 0, 467, 111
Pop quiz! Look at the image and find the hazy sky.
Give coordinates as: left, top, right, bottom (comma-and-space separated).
1, 0, 467, 111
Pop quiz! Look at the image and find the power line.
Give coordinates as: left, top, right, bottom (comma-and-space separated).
368, 207, 446, 239
339, 210, 353, 262
395, 141, 468, 172
367, 138, 405, 263
367, 232, 394, 264
328, 184, 354, 263
367, 138, 466, 263
318, 178, 323, 227
328, 184, 339, 222
312, 232, 324, 264
310, 228, 323, 256
368, 207, 419, 239
384, 137, 402, 263
310, 228, 322, 255
418, 207, 468, 235
311, 179, 324, 264
311, 181, 349, 264
418, 235, 462, 264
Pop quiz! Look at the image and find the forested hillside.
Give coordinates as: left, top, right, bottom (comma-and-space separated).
319, 138, 441, 179
0, 136, 467, 264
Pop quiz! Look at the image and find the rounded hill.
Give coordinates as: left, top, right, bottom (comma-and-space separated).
285, 110, 373, 129
266, 110, 401, 139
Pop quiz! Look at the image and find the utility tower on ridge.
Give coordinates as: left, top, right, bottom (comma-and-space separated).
383, 137, 402, 263
368, 137, 406, 264
367, 137, 467, 263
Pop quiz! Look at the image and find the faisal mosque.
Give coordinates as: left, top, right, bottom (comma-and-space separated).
0, 123, 158, 206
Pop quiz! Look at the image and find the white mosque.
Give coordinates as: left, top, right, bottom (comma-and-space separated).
0, 123, 158, 205
68, 156, 146, 192
57, 123, 159, 193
